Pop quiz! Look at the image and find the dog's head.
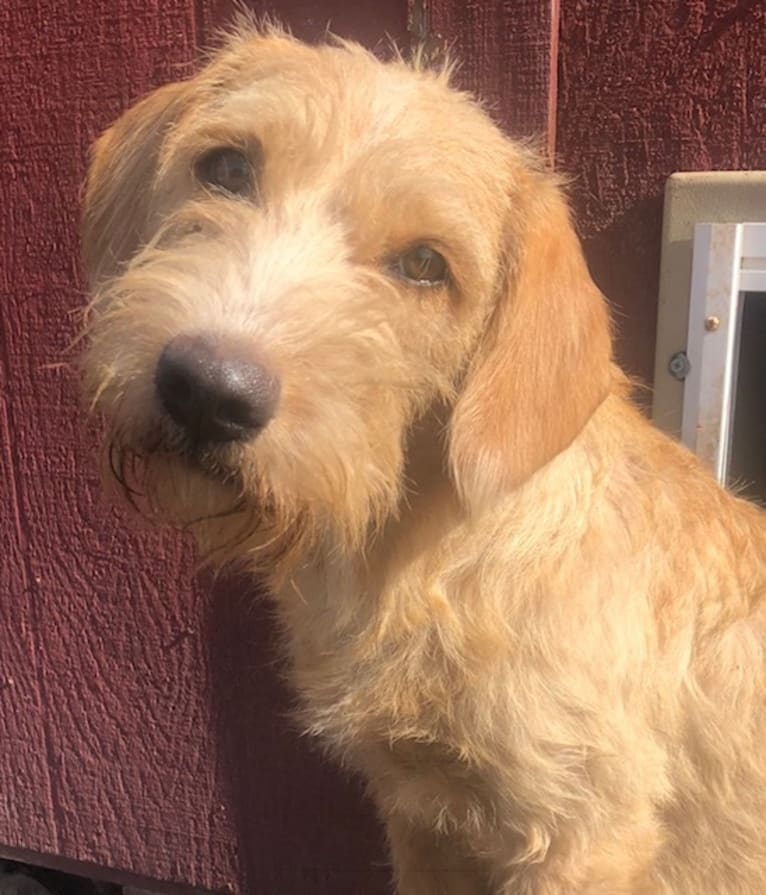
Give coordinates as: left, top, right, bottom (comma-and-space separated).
81, 26, 613, 570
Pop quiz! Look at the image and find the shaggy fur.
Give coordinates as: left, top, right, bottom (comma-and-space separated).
81, 25, 766, 895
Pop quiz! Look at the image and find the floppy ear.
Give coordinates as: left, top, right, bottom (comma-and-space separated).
82, 81, 188, 285
449, 178, 613, 506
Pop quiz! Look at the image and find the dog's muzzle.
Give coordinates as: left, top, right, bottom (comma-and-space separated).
155, 332, 280, 444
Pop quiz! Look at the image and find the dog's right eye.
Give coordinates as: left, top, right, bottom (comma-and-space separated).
392, 245, 450, 287
195, 148, 253, 196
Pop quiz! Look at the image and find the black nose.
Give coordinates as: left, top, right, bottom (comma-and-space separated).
155, 333, 280, 443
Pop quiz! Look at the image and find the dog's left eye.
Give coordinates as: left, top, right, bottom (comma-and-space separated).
195, 148, 253, 196
392, 246, 449, 286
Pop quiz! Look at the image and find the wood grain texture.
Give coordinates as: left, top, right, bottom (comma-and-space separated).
1, 1, 406, 892
556, 0, 766, 384
423, 0, 558, 149
245, 0, 408, 47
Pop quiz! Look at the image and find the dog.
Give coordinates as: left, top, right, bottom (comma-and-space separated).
81, 23, 766, 895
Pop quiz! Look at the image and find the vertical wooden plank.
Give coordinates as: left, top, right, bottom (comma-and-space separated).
0, 356, 59, 861
419, 0, 559, 149
556, 0, 766, 385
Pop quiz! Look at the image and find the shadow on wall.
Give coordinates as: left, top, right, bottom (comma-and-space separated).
0, 862, 119, 895
205, 572, 390, 895
580, 195, 665, 394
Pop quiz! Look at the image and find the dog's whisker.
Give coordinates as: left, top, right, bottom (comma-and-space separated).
181, 498, 248, 529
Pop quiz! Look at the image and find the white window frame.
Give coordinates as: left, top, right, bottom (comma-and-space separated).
681, 222, 766, 483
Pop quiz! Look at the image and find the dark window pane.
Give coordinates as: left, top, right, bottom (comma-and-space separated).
728, 292, 766, 505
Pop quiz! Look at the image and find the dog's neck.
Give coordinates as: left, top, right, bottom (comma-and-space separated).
273, 393, 619, 626
369, 402, 463, 571
271, 403, 459, 605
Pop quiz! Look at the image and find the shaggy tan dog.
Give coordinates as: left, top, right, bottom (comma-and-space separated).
81, 25, 766, 895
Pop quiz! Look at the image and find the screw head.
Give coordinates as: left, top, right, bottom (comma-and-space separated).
704, 315, 721, 332
668, 351, 691, 381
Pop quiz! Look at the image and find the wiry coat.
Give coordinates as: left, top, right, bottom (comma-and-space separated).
81, 25, 766, 895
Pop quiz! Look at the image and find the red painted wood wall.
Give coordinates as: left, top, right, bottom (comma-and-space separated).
1, 1, 763, 892
557, 0, 766, 384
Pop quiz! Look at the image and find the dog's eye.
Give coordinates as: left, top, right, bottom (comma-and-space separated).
195, 148, 253, 196
393, 246, 449, 286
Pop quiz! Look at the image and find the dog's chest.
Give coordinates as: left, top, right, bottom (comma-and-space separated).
276, 561, 506, 826
355, 735, 499, 834
275, 553, 608, 857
